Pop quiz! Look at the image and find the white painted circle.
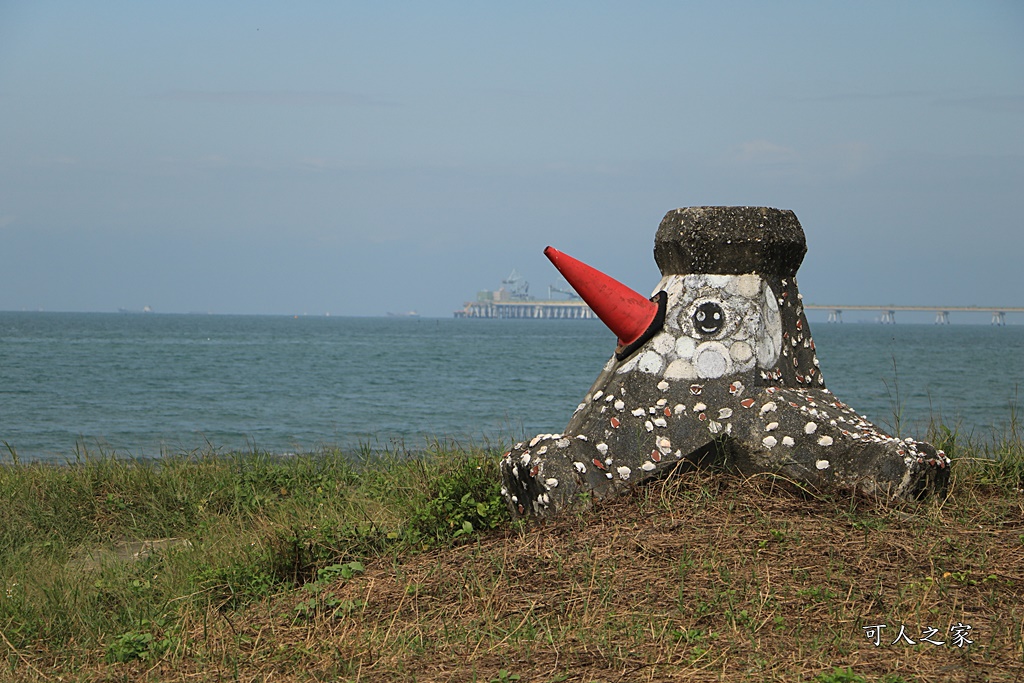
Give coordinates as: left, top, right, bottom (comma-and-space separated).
652, 332, 675, 355
694, 342, 732, 379
674, 335, 697, 359
637, 351, 665, 375
730, 341, 753, 363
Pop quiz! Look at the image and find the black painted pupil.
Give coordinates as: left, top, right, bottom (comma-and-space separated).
693, 302, 724, 334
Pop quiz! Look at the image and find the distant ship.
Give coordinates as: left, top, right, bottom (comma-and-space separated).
387, 311, 421, 318
118, 305, 153, 314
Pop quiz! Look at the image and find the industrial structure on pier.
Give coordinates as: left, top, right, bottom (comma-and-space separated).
454, 270, 596, 319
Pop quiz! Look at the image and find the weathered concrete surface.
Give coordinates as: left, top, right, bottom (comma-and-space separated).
501, 207, 950, 519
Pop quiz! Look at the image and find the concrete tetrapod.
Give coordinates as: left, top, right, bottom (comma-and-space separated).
500, 207, 950, 519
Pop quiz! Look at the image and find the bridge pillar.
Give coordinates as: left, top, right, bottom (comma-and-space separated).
881, 310, 896, 324
992, 311, 1006, 326
827, 309, 843, 323
935, 311, 950, 325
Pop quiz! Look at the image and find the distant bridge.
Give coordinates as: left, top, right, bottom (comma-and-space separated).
454, 300, 1022, 324
803, 305, 1024, 325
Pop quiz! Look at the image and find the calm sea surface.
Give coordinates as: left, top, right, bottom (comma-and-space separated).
1, 312, 1021, 462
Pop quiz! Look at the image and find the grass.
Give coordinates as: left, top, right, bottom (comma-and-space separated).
0, 421, 1021, 682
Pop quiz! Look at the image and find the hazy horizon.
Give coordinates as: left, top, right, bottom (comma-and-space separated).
2, 2, 1022, 317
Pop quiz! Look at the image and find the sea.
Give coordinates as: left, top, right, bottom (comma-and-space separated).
1, 312, 1021, 463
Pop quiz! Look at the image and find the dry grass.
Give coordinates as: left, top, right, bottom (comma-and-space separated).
14, 466, 1021, 683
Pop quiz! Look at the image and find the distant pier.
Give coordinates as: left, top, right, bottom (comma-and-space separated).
454, 301, 1021, 324
804, 305, 1023, 325
455, 271, 1019, 324
454, 300, 596, 319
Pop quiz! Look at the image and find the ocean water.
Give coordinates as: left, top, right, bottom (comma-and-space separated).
1, 312, 1021, 462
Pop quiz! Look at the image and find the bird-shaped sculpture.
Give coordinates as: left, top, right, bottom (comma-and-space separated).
500, 207, 950, 519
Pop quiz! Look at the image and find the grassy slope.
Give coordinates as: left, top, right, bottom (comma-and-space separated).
0, 427, 1021, 682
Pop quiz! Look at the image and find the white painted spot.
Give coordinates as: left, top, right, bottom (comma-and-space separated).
782, 436, 795, 447
605, 393, 615, 402
616, 355, 639, 374
641, 461, 657, 472
718, 408, 733, 420
815, 460, 830, 470
573, 462, 587, 473
761, 401, 778, 414
658, 437, 672, 454
729, 341, 753, 363
638, 351, 664, 375
656, 398, 668, 407
674, 335, 697, 359
765, 422, 779, 431
614, 399, 625, 411
817, 435, 834, 447
576, 434, 589, 441
709, 421, 723, 434
804, 422, 818, 435
520, 453, 531, 466
632, 408, 646, 417
657, 380, 670, 392
596, 443, 609, 455
653, 332, 675, 355
673, 404, 686, 415
762, 436, 778, 449
545, 478, 559, 488
760, 287, 783, 368
695, 342, 731, 379
664, 359, 697, 380
556, 438, 571, 448
617, 466, 632, 480
653, 417, 667, 428
529, 435, 542, 447
644, 421, 654, 432
593, 391, 603, 401
725, 273, 762, 298
693, 402, 707, 412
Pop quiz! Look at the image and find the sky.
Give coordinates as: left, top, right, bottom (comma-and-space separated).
1, 1, 1022, 317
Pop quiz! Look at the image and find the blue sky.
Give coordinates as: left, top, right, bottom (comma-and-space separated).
1, 2, 1022, 316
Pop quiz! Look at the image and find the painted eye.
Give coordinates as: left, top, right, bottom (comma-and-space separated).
693, 302, 725, 335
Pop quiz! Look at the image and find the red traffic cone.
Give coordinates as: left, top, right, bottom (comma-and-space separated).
544, 246, 663, 351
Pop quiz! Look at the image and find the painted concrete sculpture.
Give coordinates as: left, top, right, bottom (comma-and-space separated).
500, 207, 950, 519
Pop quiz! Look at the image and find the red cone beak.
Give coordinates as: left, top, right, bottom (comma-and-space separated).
544, 246, 664, 353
